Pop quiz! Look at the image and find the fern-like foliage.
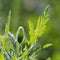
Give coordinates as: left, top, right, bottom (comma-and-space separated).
0, 6, 52, 60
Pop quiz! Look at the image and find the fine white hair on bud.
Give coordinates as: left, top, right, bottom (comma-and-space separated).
8, 32, 15, 40
16, 26, 25, 43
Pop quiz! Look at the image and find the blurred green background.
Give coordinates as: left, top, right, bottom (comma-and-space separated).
0, 0, 60, 60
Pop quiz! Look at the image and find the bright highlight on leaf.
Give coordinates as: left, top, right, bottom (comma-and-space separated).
5, 10, 11, 38
0, 54, 5, 60
0, 36, 5, 48
43, 44, 53, 49
22, 49, 28, 59
28, 20, 34, 36
12, 54, 18, 60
